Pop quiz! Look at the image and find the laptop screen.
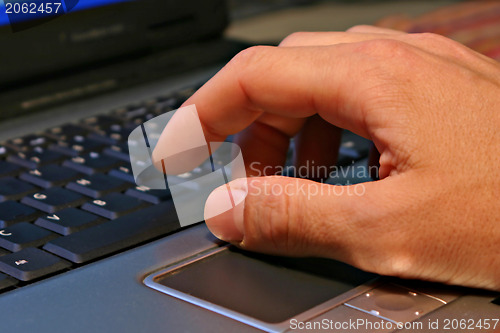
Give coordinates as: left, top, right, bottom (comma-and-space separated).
0, 0, 131, 27
0, 0, 228, 118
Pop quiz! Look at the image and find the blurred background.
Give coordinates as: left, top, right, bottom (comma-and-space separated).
227, 0, 461, 44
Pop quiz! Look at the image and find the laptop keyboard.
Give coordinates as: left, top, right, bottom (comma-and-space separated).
0, 88, 195, 293
0, 85, 372, 294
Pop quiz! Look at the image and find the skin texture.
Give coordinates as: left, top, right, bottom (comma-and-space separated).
153, 25, 500, 291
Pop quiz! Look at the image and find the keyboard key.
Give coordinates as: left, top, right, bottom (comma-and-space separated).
62, 152, 121, 175
337, 130, 372, 166
0, 222, 57, 252
124, 114, 156, 127
21, 188, 86, 213
46, 124, 91, 141
80, 115, 123, 131
81, 193, 149, 219
151, 97, 179, 113
112, 105, 148, 120
84, 116, 132, 144
0, 177, 38, 202
49, 137, 105, 157
0, 161, 21, 177
0, 202, 41, 227
108, 164, 135, 183
0, 272, 17, 292
156, 95, 184, 110
35, 208, 104, 235
175, 87, 196, 101
0, 247, 71, 281
19, 165, 81, 188
0, 145, 12, 159
87, 130, 123, 145
7, 149, 65, 169
102, 142, 130, 162
5, 134, 54, 152
44, 201, 179, 263
66, 174, 130, 198
90, 126, 136, 145
125, 186, 171, 204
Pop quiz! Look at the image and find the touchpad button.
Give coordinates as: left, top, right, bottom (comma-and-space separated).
345, 283, 446, 323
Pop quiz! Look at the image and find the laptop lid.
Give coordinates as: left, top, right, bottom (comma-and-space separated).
0, 0, 229, 119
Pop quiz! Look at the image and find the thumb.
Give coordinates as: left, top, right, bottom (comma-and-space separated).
204, 174, 500, 290
204, 175, 402, 271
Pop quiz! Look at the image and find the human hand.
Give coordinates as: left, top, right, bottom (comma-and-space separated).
153, 26, 500, 290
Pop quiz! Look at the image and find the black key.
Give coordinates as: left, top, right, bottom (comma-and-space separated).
35, 208, 104, 235
151, 98, 178, 114
88, 125, 135, 145
0, 247, 71, 281
0, 272, 17, 291
80, 115, 123, 131
0, 160, 21, 177
0, 222, 57, 252
108, 164, 136, 183
7, 148, 65, 169
62, 152, 121, 175
66, 174, 130, 198
156, 95, 184, 110
0, 201, 41, 227
0, 145, 12, 159
112, 105, 148, 120
87, 130, 123, 145
19, 165, 81, 188
175, 87, 196, 101
44, 201, 180, 263
5, 134, 54, 152
0, 177, 38, 202
82, 115, 130, 141
337, 131, 372, 166
125, 186, 171, 204
81, 193, 149, 219
46, 124, 90, 141
49, 137, 105, 157
21, 188, 86, 214
102, 142, 130, 162
124, 114, 156, 127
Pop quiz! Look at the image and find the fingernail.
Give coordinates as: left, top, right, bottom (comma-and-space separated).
204, 182, 247, 242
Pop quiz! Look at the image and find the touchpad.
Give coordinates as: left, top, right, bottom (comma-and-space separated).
145, 247, 375, 326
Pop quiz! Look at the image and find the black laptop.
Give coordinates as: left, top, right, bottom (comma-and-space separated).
0, 0, 498, 332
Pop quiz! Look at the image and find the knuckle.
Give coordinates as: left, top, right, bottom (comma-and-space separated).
376, 253, 416, 278
411, 32, 457, 49
230, 45, 272, 69
412, 32, 471, 59
228, 45, 274, 90
279, 31, 309, 46
343, 197, 418, 278
346, 24, 372, 33
351, 235, 416, 278
413, 32, 449, 43
357, 38, 411, 57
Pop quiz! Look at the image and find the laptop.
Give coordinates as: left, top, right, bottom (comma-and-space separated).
0, 0, 498, 332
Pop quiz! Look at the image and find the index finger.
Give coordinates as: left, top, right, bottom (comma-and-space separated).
152, 43, 379, 163
185, 44, 377, 139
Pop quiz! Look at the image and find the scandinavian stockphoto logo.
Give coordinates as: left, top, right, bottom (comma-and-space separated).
128, 105, 247, 227
2, 0, 79, 32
